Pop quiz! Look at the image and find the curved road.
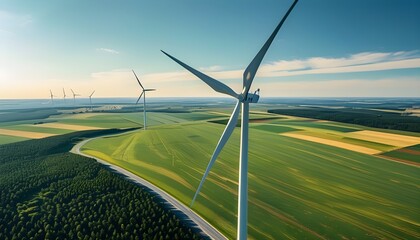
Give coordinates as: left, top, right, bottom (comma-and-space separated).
70, 132, 227, 240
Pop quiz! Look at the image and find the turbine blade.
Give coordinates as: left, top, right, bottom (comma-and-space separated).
132, 70, 144, 90
242, 0, 299, 96
161, 50, 239, 99
90, 90, 95, 97
144, 89, 156, 91
71, 89, 75, 95
191, 101, 240, 206
135, 91, 144, 105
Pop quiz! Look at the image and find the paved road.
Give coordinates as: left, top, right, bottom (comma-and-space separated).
70, 132, 227, 240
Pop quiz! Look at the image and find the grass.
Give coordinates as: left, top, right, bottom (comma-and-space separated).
381, 150, 420, 163
281, 129, 397, 153
51, 112, 224, 129
0, 110, 226, 145
168, 112, 224, 121
250, 124, 297, 133
2, 125, 74, 134
82, 121, 420, 240
265, 119, 418, 153
380, 144, 420, 164
272, 120, 359, 132
406, 144, 420, 151
341, 137, 396, 152
0, 135, 29, 144
56, 114, 143, 128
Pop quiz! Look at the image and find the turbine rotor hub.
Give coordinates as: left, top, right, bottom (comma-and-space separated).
241, 89, 260, 103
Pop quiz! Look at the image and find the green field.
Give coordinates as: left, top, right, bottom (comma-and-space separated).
268, 107, 420, 132
250, 124, 298, 133
82, 120, 420, 239
406, 144, 420, 151
0, 135, 29, 144
0, 109, 227, 146
271, 120, 360, 132
341, 137, 396, 152
48, 112, 222, 128
50, 113, 143, 128
380, 144, 420, 164
2, 125, 74, 134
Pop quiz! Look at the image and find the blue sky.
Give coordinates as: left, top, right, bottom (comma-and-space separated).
1, 0, 419, 98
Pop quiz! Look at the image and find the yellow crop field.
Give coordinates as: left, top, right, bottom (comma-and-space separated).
281, 132, 382, 155
345, 130, 420, 148
34, 123, 104, 131
0, 129, 56, 139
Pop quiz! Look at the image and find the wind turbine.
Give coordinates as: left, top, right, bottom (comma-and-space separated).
133, 70, 156, 130
161, 1, 299, 239
70, 89, 81, 105
49, 90, 57, 105
88, 90, 95, 111
63, 88, 67, 103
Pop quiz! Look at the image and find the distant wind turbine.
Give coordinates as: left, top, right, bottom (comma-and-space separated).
63, 88, 67, 103
49, 90, 57, 105
88, 90, 95, 111
161, 0, 299, 239
70, 89, 81, 105
133, 70, 156, 130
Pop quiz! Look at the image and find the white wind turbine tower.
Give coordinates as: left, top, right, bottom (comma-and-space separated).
133, 70, 156, 130
49, 90, 57, 105
63, 88, 67, 104
161, 1, 299, 239
70, 89, 81, 105
88, 90, 95, 111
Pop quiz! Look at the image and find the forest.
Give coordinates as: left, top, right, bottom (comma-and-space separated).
0, 130, 204, 240
268, 107, 420, 132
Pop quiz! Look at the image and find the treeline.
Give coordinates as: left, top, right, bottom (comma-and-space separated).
0, 108, 60, 123
97, 108, 189, 114
268, 108, 420, 133
0, 130, 204, 240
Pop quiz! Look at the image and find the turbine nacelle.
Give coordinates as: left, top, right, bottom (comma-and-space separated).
243, 89, 260, 103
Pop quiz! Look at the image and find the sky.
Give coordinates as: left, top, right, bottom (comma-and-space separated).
1, 0, 420, 99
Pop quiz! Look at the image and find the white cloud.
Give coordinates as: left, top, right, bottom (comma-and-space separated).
199, 65, 224, 71
258, 51, 420, 77
143, 51, 420, 82
96, 48, 120, 54
0, 10, 33, 36
258, 77, 420, 97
